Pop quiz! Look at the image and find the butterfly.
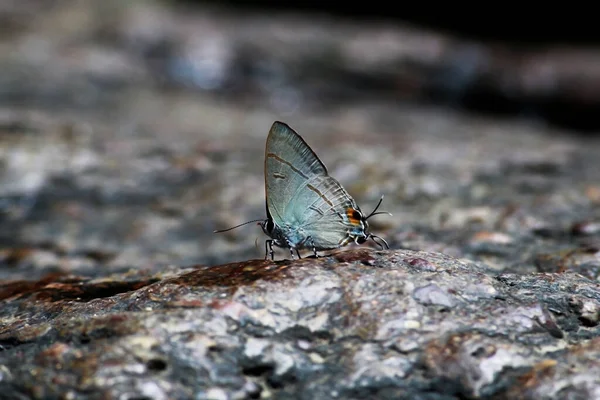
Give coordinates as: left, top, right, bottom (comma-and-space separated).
215, 121, 390, 260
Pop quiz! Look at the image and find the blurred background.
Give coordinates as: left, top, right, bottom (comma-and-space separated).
1, 0, 599, 279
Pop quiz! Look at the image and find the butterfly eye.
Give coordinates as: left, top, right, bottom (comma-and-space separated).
356, 236, 367, 244
352, 210, 362, 221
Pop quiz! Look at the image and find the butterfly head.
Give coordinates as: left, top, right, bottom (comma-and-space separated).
259, 218, 275, 237
352, 196, 392, 250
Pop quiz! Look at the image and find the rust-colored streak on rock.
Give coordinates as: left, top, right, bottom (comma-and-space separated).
0, 274, 160, 302
533, 248, 597, 274
0, 323, 52, 345
0, 272, 72, 300
405, 257, 438, 271
331, 248, 378, 265
35, 279, 161, 302
516, 359, 558, 390
167, 259, 291, 287
567, 336, 600, 357
36, 342, 72, 365
166, 299, 205, 308
423, 332, 468, 371
48, 313, 140, 347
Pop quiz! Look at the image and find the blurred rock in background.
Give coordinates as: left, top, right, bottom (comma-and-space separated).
0, 0, 599, 274
176, 0, 600, 133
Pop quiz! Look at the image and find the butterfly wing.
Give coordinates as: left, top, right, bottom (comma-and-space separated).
293, 174, 365, 250
264, 121, 327, 225
264, 122, 364, 250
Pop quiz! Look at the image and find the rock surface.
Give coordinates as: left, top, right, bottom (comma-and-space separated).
1, 249, 599, 399
1, 1, 600, 399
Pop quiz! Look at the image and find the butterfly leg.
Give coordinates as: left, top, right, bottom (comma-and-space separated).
283, 239, 301, 260
265, 240, 275, 260
307, 236, 319, 258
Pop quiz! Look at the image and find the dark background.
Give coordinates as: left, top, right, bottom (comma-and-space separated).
175, 2, 600, 133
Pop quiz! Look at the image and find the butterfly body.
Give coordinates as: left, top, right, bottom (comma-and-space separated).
214, 121, 390, 260
259, 121, 389, 260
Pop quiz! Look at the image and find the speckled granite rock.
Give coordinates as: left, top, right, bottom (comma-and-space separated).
1, 1, 600, 400
1, 249, 599, 399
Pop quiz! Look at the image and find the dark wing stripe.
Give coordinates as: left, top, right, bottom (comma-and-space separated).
309, 205, 325, 215
267, 153, 309, 179
307, 184, 334, 207
304, 181, 351, 216
303, 201, 355, 228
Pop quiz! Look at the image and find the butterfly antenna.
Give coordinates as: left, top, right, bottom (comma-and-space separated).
214, 219, 264, 233
366, 195, 392, 220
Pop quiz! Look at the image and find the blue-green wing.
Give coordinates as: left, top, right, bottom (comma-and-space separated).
264, 121, 327, 224
291, 175, 361, 250
264, 121, 363, 250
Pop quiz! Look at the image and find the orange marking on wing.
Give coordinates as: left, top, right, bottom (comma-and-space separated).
346, 207, 362, 226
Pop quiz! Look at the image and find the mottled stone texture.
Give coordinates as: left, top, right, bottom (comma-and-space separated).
1, 1, 600, 399
1, 249, 598, 399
